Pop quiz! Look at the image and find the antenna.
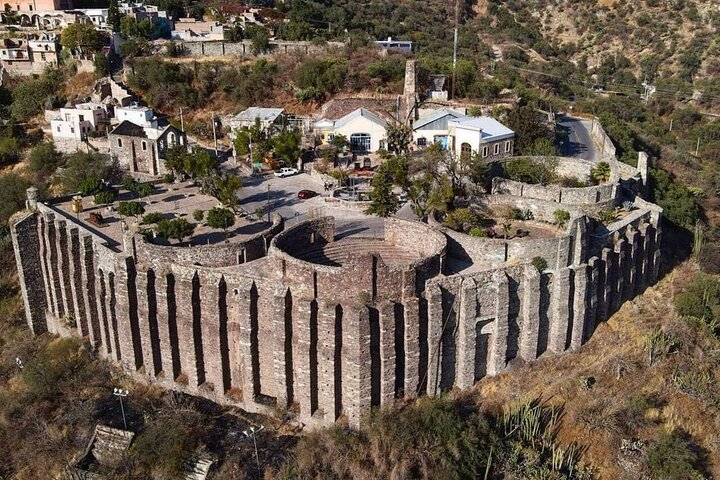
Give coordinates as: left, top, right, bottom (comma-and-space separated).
451, 0, 459, 100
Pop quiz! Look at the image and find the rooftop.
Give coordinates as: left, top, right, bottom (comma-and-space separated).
233, 107, 284, 123
450, 116, 515, 140
334, 108, 388, 129
413, 108, 462, 130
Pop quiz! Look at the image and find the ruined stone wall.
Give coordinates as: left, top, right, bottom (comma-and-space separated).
134, 214, 284, 268
173, 39, 345, 58
12, 187, 663, 429
492, 177, 617, 207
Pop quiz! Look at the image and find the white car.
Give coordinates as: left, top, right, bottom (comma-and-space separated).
274, 167, 299, 178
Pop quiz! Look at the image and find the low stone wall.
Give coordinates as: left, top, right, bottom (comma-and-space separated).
134, 214, 283, 269
428, 205, 585, 271
492, 178, 617, 208
168, 39, 345, 58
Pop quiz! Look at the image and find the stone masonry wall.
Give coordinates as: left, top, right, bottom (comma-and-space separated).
12, 177, 663, 429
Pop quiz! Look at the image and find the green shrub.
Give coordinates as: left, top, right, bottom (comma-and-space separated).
94, 189, 117, 206
141, 212, 165, 224
590, 161, 612, 183
553, 209, 570, 227
117, 201, 145, 218
646, 432, 701, 480
163, 173, 175, 184
598, 210, 618, 224
444, 208, 483, 233
132, 418, 198, 477
193, 210, 204, 222
469, 226, 486, 237
532, 256, 548, 272
503, 157, 558, 185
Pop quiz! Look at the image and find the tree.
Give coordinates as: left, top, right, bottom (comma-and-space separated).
164, 145, 188, 176
60, 23, 104, 54
0, 135, 22, 166
468, 153, 491, 188
107, 0, 121, 32
206, 207, 235, 238
386, 123, 412, 155
504, 106, 554, 155
214, 173, 242, 208
248, 26, 270, 54
120, 16, 155, 39
271, 130, 301, 166
330, 133, 348, 151
0, 173, 30, 224
58, 152, 117, 194
117, 201, 145, 218
233, 119, 269, 163
366, 167, 399, 218
156, 218, 195, 244
94, 189, 117, 206
27, 142, 62, 176
94, 54, 110, 76
646, 432, 701, 480
183, 147, 217, 179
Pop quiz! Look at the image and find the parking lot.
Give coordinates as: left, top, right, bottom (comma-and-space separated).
237, 171, 388, 235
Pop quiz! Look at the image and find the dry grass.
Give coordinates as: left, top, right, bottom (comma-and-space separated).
474, 261, 720, 479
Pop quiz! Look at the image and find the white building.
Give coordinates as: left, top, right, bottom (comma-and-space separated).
49, 103, 108, 141
115, 104, 157, 128
375, 37, 412, 53
448, 116, 515, 160
314, 108, 388, 153
230, 107, 285, 131
412, 108, 463, 149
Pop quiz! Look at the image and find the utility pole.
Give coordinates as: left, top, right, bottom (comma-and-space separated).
243, 425, 265, 475
696, 137, 701, 156
211, 114, 218, 157
451, 0, 460, 100
113, 388, 129, 430
179, 107, 184, 132
669, 118, 673, 132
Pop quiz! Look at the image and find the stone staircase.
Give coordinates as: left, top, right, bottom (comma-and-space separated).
294, 238, 422, 267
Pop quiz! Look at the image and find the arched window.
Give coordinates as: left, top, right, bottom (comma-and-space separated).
141, 141, 147, 151
494, 143, 500, 155
460, 142, 472, 162
482, 146, 488, 158
117, 138, 122, 147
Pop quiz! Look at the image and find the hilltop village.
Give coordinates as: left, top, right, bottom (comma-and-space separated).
1, 0, 719, 478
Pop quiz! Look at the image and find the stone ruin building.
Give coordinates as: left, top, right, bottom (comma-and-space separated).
11, 153, 661, 428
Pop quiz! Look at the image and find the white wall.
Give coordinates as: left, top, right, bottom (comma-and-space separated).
334, 116, 387, 152
116, 107, 154, 127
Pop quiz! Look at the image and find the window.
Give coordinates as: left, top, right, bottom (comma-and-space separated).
169, 132, 176, 144
40, 52, 45, 61
482, 146, 488, 158
141, 141, 147, 151
64, 113, 70, 121
56, 125, 60, 132
78, 114, 84, 122
505, 140, 511, 153
417, 137, 427, 147
349, 133, 371, 152
494, 143, 500, 155
70, 126, 75, 133
117, 138, 122, 147
460, 142, 472, 162
327, 133, 335, 143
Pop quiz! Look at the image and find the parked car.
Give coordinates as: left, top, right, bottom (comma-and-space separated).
297, 189, 318, 199
274, 167, 298, 178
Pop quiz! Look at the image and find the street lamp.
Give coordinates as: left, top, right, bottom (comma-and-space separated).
243, 425, 265, 473
112, 387, 129, 429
